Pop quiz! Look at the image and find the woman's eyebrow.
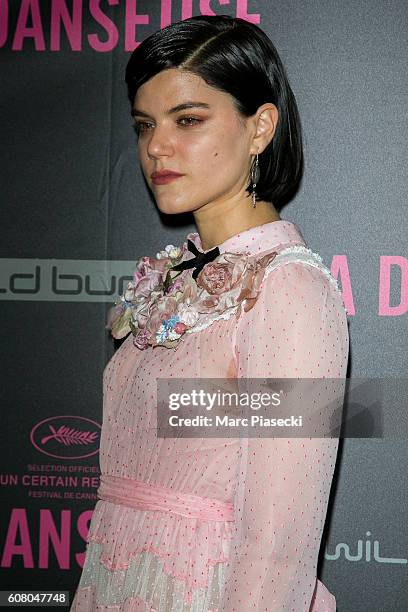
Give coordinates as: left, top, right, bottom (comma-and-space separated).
131, 102, 211, 118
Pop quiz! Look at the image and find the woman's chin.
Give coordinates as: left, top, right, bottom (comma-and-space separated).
155, 200, 196, 215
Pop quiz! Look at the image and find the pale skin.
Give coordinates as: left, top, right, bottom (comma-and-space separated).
132, 68, 281, 251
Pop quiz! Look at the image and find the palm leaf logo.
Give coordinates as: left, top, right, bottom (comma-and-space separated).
41, 424, 98, 446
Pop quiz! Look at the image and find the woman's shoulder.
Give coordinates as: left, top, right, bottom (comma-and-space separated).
245, 243, 348, 333
260, 243, 341, 295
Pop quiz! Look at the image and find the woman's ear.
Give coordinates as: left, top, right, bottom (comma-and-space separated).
251, 103, 279, 154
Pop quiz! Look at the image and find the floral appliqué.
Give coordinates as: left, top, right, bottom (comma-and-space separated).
106, 242, 277, 350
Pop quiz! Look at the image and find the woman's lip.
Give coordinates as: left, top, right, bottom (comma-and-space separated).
151, 172, 184, 178
152, 174, 184, 185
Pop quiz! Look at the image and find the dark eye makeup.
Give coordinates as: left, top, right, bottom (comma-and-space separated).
132, 116, 204, 136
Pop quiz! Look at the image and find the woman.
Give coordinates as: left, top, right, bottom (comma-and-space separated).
71, 14, 349, 612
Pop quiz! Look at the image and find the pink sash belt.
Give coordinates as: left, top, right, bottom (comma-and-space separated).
97, 474, 235, 522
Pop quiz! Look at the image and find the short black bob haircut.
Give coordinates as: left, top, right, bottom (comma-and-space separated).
125, 15, 303, 210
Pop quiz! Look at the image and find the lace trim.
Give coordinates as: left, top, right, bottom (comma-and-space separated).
87, 534, 231, 581
76, 541, 226, 610
184, 245, 341, 336
263, 245, 341, 290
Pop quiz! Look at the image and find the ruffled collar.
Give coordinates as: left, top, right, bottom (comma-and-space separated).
106, 220, 307, 350
184, 219, 306, 255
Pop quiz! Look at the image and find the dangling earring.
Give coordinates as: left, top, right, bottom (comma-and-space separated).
250, 152, 260, 208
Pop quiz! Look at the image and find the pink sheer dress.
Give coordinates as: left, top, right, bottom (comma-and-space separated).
70, 220, 349, 611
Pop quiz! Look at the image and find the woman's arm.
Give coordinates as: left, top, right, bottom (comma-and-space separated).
218, 261, 349, 611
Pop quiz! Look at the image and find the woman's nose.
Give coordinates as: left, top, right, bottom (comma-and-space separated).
146, 124, 174, 158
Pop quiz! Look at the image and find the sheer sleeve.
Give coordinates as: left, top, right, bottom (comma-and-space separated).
218, 260, 349, 611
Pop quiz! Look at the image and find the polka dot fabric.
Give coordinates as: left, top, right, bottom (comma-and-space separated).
71, 220, 349, 611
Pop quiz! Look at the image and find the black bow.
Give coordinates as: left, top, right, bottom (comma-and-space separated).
171, 239, 220, 280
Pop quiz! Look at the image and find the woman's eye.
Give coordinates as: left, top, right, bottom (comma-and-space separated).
133, 121, 151, 135
133, 116, 202, 136
178, 116, 202, 126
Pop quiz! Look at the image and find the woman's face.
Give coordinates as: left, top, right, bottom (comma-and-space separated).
132, 68, 253, 215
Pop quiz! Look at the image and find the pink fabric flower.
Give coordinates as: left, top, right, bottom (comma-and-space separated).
165, 275, 185, 295
132, 291, 160, 328
177, 303, 200, 327
134, 272, 163, 297
174, 321, 188, 334
133, 256, 168, 284
107, 242, 278, 348
145, 295, 179, 335
133, 256, 149, 283
106, 302, 125, 330
196, 263, 233, 295
237, 252, 278, 311
133, 328, 150, 350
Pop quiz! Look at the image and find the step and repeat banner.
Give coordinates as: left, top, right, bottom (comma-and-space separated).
1, 1, 407, 610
